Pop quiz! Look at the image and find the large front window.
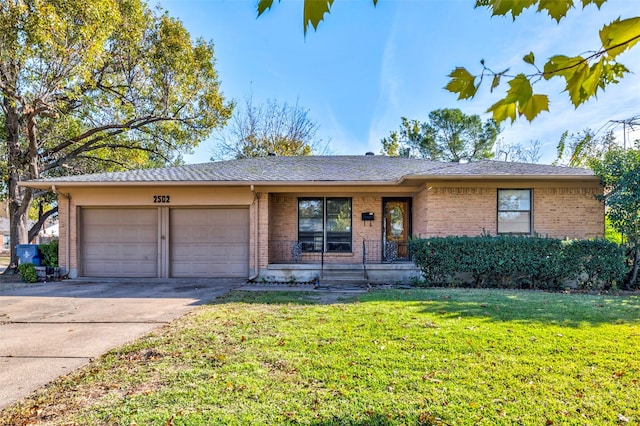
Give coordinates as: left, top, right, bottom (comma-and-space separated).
298, 197, 352, 252
498, 189, 532, 234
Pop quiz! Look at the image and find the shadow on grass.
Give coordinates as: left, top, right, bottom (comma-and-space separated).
214, 288, 640, 327
310, 414, 415, 426
362, 288, 640, 327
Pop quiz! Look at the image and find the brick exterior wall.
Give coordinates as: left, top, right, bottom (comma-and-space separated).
265, 183, 604, 267
256, 192, 270, 273
413, 182, 604, 239
413, 186, 496, 237
533, 186, 604, 238
56, 195, 78, 276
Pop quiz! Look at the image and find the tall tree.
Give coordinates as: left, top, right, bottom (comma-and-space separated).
256, 0, 639, 125
381, 109, 500, 162
589, 147, 640, 288
554, 129, 619, 167
495, 139, 542, 163
0, 0, 233, 267
211, 95, 326, 160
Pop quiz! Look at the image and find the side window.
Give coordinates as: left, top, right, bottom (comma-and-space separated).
498, 189, 531, 234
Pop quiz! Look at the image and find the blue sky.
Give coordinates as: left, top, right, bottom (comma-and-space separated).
162, 0, 640, 164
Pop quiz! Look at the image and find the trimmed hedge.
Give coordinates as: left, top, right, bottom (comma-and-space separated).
409, 235, 626, 290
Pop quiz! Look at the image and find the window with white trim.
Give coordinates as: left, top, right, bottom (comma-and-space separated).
497, 189, 532, 234
298, 197, 352, 252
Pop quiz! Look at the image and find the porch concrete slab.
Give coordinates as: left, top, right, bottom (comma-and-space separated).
0, 278, 240, 410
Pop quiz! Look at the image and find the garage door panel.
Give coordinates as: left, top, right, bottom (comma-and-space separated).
84, 228, 157, 243
83, 260, 158, 277
84, 243, 158, 259
170, 208, 249, 278
81, 209, 158, 278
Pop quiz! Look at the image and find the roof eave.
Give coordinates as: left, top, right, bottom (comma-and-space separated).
18, 179, 404, 189
20, 173, 600, 190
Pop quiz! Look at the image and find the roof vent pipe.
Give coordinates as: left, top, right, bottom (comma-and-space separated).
267, 152, 277, 156
365, 152, 375, 156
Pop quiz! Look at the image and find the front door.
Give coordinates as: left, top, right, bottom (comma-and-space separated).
383, 199, 411, 261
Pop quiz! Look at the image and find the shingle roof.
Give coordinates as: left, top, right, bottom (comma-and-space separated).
25, 155, 596, 185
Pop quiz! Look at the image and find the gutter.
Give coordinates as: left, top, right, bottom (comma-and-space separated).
248, 184, 259, 281
18, 180, 404, 189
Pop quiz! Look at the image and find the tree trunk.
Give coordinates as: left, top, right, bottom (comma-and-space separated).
3, 93, 32, 269
628, 246, 639, 289
8, 196, 29, 268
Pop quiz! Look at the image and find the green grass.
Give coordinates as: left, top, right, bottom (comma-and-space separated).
2, 289, 640, 425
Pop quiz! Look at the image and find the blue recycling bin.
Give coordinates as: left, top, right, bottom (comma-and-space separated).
16, 244, 41, 266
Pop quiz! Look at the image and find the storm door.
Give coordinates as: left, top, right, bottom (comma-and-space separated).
383, 199, 411, 261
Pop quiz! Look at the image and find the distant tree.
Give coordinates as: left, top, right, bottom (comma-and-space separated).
256, 0, 639, 124
495, 140, 542, 163
554, 129, 619, 167
212, 95, 326, 160
590, 148, 640, 288
1, 0, 233, 268
381, 109, 500, 162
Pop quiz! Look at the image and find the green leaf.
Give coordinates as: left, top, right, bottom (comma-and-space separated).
543, 55, 584, 80
488, 75, 548, 123
445, 67, 478, 100
504, 74, 532, 105
582, 0, 607, 7
581, 58, 604, 97
523, 51, 535, 65
599, 17, 640, 59
601, 61, 629, 86
491, 74, 501, 92
257, 0, 275, 17
537, 0, 574, 23
487, 99, 517, 124
303, 0, 334, 35
487, 0, 536, 19
565, 61, 590, 106
519, 94, 549, 121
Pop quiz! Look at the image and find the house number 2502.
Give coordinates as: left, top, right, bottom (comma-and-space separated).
153, 195, 170, 203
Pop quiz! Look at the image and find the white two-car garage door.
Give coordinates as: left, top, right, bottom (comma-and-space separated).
80, 208, 249, 278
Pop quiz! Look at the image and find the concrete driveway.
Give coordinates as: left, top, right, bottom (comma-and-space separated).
0, 278, 240, 409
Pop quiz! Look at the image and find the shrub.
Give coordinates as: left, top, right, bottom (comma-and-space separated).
562, 239, 627, 289
409, 235, 627, 290
38, 240, 59, 268
18, 263, 38, 283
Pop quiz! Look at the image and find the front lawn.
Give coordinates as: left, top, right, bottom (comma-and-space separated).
2, 289, 639, 425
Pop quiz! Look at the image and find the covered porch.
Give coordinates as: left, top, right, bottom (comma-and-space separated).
257, 191, 422, 284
